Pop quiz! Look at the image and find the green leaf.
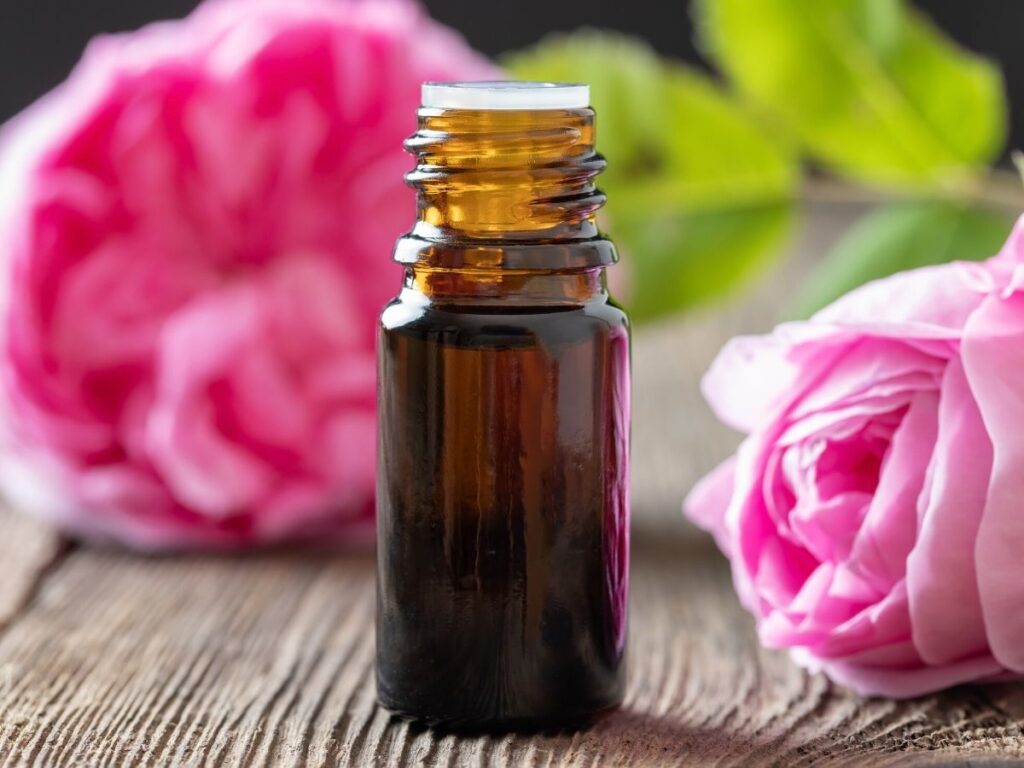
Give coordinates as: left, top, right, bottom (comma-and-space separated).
794, 201, 1014, 317
504, 32, 799, 322
695, 0, 1008, 188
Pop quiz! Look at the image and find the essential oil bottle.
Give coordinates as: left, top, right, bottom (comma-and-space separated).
376, 81, 630, 730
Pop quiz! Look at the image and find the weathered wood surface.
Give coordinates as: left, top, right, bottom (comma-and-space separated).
0, 205, 1023, 767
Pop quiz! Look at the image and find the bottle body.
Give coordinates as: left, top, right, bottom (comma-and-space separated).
375, 84, 630, 729
376, 274, 629, 728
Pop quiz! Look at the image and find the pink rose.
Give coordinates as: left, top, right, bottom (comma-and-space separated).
0, 0, 496, 549
685, 217, 1024, 697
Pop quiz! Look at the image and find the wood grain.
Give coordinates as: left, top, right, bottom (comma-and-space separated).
0, 203, 1021, 766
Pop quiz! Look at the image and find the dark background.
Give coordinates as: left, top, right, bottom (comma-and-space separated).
1, 1, 1022, 157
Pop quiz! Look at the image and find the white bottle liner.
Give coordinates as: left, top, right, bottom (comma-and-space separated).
421, 81, 590, 110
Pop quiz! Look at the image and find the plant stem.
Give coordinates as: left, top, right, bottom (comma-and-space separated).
802, 169, 1024, 214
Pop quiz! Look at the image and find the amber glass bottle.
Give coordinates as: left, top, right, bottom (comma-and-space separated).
376, 82, 630, 730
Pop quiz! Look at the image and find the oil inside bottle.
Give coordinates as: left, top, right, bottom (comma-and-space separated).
376, 296, 629, 728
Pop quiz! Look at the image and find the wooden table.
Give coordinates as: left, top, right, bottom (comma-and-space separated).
1, 205, 1023, 767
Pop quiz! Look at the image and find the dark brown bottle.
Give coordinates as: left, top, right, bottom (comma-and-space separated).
376, 82, 630, 730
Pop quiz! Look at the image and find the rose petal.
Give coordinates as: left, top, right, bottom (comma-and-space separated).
796, 648, 1007, 699
962, 291, 1024, 672
805, 581, 912, 661
683, 455, 736, 556
146, 285, 275, 517
906, 358, 991, 666
702, 324, 843, 433
787, 340, 943, 424
842, 391, 938, 596
813, 261, 994, 337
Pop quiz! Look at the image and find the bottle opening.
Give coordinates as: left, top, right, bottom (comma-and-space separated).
421, 81, 590, 111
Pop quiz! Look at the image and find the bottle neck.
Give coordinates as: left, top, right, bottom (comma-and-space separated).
402, 265, 608, 305
396, 106, 616, 272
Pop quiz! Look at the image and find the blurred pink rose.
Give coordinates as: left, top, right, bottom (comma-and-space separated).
0, 0, 496, 549
685, 217, 1024, 697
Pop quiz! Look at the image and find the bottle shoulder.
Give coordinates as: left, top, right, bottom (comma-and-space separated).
381, 292, 628, 331
380, 293, 629, 350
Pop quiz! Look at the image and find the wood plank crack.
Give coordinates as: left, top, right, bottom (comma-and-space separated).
0, 509, 71, 635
